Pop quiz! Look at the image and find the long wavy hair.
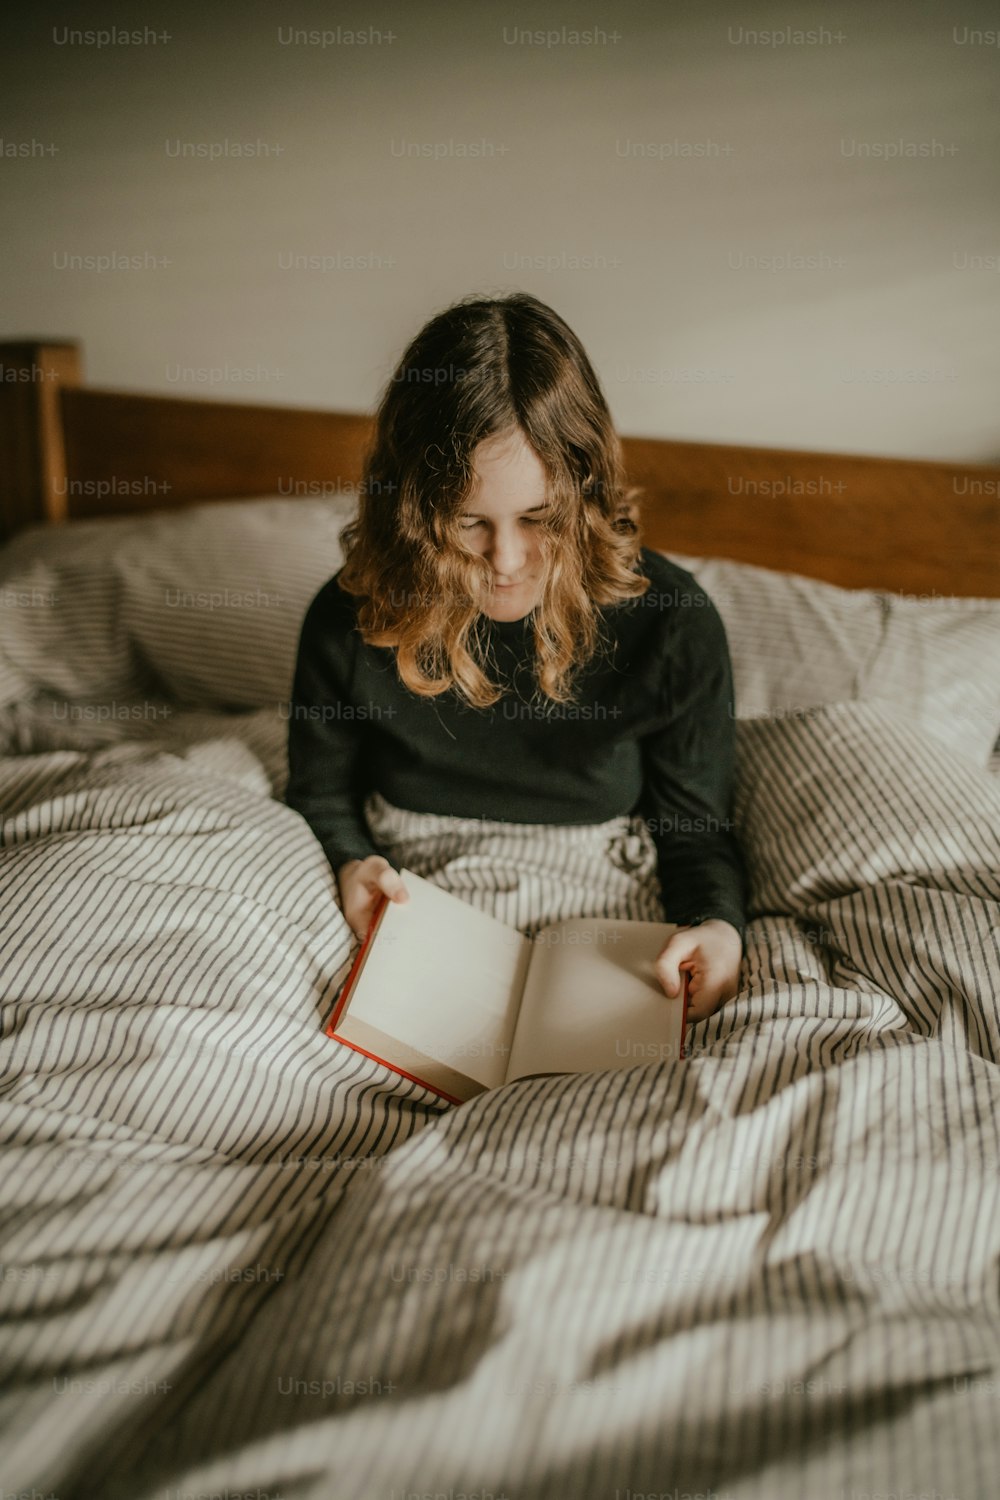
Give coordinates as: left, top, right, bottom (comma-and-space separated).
337, 292, 651, 707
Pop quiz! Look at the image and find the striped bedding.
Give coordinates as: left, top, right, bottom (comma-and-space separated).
2, 678, 998, 1500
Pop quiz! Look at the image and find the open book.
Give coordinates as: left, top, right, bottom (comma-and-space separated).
326, 868, 690, 1104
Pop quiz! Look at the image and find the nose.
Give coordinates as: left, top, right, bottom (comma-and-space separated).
485, 526, 527, 580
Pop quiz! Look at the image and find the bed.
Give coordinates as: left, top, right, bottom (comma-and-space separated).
1, 338, 998, 1500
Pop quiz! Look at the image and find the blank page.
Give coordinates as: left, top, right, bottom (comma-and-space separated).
506, 918, 685, 1081
342, 869, 532, 1092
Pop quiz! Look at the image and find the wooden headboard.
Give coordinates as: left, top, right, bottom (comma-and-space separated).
1, 339, 997, 597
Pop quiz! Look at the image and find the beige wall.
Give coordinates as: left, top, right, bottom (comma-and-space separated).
2, 0, 999, 461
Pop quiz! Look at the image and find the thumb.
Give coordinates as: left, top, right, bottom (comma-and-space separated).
655, 930, 698, 998
361, 855, 391, 885
375, 865, 409, 904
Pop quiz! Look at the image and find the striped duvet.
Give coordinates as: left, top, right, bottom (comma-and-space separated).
1, 683, 998, 1499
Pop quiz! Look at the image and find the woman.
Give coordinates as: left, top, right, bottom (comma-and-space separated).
285, 292, 746, 1022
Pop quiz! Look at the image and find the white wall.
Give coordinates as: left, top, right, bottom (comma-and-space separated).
2, 0, 999, 461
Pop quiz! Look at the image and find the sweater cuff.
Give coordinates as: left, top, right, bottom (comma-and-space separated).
321, 836, 383, 878
679, 912, 746, 952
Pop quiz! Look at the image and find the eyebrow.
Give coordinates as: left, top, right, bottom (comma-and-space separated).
459, 503, 551, 519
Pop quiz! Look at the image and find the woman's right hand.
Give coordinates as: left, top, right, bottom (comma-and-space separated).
337, 856, 410, 942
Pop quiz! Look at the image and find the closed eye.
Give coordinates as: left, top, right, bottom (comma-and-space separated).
459, 514, 549, 530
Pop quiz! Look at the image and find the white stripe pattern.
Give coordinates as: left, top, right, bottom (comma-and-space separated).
1, 693, 998, 1499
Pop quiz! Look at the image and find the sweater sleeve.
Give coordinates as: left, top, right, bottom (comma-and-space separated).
636, 586, 748, 949
284, 582, 384, 875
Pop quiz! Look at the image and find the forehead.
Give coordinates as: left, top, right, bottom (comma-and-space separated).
463, 429, 549, 514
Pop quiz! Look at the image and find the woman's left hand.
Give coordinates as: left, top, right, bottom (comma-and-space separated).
654, 919, 743, 1022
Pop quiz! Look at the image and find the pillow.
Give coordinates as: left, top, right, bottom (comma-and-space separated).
114, 495, 355, 707
0, 495, 357, 712
661, 551, 1000, 767
733, 698, 1000, 917
0, 515, 156, 708
860, 593, 1000, 764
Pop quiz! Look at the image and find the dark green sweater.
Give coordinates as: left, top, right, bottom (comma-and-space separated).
285, 548, 747, 945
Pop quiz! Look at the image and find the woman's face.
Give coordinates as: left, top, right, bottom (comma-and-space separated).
460, 428, 551, 621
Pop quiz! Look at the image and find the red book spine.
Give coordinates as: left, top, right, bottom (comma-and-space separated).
679, 970, 690, 1059
325, 891, 388, 1037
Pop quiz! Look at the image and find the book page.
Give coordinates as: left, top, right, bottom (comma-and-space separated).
506, 918, 685, 1082
339, 869, 532, 1092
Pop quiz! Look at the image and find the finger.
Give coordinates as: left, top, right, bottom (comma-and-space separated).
344, 910, 367, 943
365, 870, 404, 900
654, 933, 700, 998
360, 855, 391, 889
377, 868, 409, 903
685, 980, 727, 1021
359, 859, 404, 899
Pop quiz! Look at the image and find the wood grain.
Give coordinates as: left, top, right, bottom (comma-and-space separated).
0, 341, 81, 536
623, 436, 1000, 597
